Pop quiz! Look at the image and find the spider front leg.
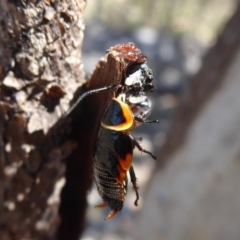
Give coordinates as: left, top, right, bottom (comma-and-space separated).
135, 116, 159, 124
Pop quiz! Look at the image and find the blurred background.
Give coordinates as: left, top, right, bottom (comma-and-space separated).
81, 1, 240, 239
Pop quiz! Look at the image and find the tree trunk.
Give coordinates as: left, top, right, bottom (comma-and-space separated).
0, 1, 85, 239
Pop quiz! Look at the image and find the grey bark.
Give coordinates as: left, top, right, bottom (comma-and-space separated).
0, 1, 86, 239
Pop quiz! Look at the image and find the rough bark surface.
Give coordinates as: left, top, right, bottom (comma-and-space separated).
0, 0, 85, 239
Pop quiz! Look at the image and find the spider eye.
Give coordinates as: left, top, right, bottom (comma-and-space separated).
145, 75, 153, 83
144, 84, 154, 92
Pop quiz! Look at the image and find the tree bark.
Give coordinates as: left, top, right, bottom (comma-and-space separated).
0, 1, 85, 239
